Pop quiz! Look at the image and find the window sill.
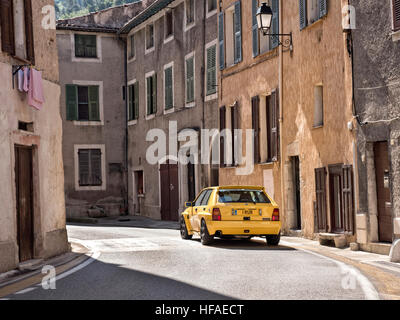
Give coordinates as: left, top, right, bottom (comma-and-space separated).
128, 56, 136, 63
164, 35, 174, 44
312, 124, 324, 129
391, 30, 400, 42
76, 185, 106, 191
302, 18, 323, 31
146, 114, 156, 120
184, 22, 195, 32
206, 9, 218, 19
164, 108, 175, 115
138, 194, 145, 198
72, 57, 101, 63
128, 119, 138, 126
145, 47, 155, 55
205, 93, 218, 102
258, 161, 274, 166
74, 121, 104, 126
185, 102, 196, 108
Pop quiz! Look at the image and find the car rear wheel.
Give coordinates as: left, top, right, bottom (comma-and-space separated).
180, 216, 192, 240
266, 233, 281, 246
200, 220, 214, 245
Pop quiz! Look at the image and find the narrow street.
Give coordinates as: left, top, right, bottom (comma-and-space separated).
4, 224, 374, 300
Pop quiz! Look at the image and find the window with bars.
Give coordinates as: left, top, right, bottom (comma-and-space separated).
75, 34, 97, 58
146, 74, 157, 115
66, 85, 100, 122
185, 55, 195, 104
206, 45, 217, 96
128, 82, 139, 121
164, 66, 174, 110
78, 149, 103, 187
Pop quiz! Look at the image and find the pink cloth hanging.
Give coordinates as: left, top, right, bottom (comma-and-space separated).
28, 68, 44, 110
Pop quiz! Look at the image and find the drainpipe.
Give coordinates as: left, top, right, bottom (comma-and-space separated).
279, 0, 285, 231
201, 0, 207, 187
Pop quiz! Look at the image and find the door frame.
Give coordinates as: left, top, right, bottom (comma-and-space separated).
328, 164, 344, 233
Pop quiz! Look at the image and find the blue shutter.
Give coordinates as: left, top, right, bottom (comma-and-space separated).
252, 0, 259, 57
319, 0, 328, 18
299, 0, 307, 30
218, 12, 225, 70
270, 0, 279, 49
234, 1, 242, 64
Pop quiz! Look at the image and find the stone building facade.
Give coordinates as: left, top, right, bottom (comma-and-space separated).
0, 0, 69, 272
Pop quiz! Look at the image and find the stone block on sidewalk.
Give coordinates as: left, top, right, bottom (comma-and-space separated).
389, 239, 400, 263
350, 242, 359, 251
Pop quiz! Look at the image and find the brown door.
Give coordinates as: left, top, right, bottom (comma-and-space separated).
374, 142, 393, 243
15, 145, 34, 262
329, 165, 344, 233
160, 162, 179, 221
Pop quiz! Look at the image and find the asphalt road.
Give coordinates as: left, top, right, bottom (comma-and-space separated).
6, 224, 371, 300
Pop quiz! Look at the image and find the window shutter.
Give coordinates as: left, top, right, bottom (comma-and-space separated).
88, 86, 100, 121
394, 0, 400, 30
234, 1, 242, 64
152, 74, 157, 114
342, 165, 354, 233
0, 0, 15, 55
315, 167, 327, 232
206, 45, 217, 95
319, 0, 328, 19
165, 67, 173, 110
186, 58, 194, 103
252, 96, 261, 164
232, 105, 239, 166
218, 12, 225, 70
220, 106, 226, 168
147, 77, 152, 115
66, 85, 78, 121
78, 150, 90, 186
128, 85, 134, 121
91, 149, 102, 186
24, 0, 35, 64
299, 0, 307, 30
252, 0, 259, 57
270, 89, 279, 161
270, 0, 280, 49
134, 82, 139, 120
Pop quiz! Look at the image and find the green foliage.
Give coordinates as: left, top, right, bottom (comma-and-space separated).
55, 0, 140, 19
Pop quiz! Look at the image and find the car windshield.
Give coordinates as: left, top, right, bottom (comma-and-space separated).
218, 189, 271, 204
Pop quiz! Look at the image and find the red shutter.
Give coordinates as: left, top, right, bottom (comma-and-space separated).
219, 106, 226, 168
0, 0, 15, 55
24, 0, 35, 64
393, 0, 400, 31
342, 165, 354, 233
315, 167, 327, 232
251, 96, 260, 164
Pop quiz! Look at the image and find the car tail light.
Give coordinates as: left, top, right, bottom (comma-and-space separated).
272, 208, 280, 221
212, 208, 222, 221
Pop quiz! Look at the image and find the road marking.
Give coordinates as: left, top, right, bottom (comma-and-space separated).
281, 240, 380, 300
15, 287, 37, 295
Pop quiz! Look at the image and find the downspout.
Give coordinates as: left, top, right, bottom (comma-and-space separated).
202, 0, 207, 187
279, 0, 285, 231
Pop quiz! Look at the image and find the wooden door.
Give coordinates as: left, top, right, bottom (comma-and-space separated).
329, 165, 344, 233
292, 156, 301, 230
374, 142, 393, 243
160, 163, 179, 221
15, 145, 34, 262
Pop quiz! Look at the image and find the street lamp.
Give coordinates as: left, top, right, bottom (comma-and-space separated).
256, 2, 293, 50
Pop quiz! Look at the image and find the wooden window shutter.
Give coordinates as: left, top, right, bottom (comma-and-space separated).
146, 77, 152, 115
270, 0, 280, 49
128, 85, 134, 121
232, 105, 239, 166
218, 12, 225, 70
91, 149, 102, 186
152, 74, 157, 114
66, 85, 78, 121
252, 96, 261, 164
315, 167, 327, 232
165, 67, 173, 110
24, 0, 35, 64
78, 150, 90, 186
186, 58, 194, 103
319, 0, 328, 19
252, 0, 259, 57
299, 0, 307, 30
393, 0, 400, 31
234, 1, 242, 64
270, 89, 279, 161
0, 0, 15, 55
88, 86, 100, 121
206, 45, 217, 95
220, 106, 226, 168
134, 82, 139, 120
342, 165, 354, 233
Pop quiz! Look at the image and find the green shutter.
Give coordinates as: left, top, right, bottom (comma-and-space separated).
134, 82, 139, 120
218, 12, 225, 70
234, 1, 242, 64
270, 0, 279, 49
152, 74, 157, 114
206, 46, 217, 95
66, 84, 78, 121
165, 67, 173, 110
186, 57, 194, 103
128, 85, 134, 121
147, 77, 152, 115
299, 0, 307, 30
88, 86, 100, 121
90, 149, 102, 186
252, 0, 259, 58
78, 149, 90, 186
319, 0, 327, 18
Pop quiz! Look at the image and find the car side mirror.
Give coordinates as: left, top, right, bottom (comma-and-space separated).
185, 202, 193, 208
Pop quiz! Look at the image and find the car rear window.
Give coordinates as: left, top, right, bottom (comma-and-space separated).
218, 189, 271, 204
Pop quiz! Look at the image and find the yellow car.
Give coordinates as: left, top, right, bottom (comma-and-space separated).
180, 186, 281, 246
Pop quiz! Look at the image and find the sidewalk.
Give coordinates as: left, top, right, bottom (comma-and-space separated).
67, 215, 180, 230
281, 236, 400, 300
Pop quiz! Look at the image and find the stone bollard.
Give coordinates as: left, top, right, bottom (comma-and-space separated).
389, 239, 400, 263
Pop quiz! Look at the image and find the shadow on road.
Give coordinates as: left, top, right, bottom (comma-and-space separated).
192, 238, 297, 251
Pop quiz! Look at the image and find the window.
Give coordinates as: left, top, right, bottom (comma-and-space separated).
218, 189, 271, 203
220, 1, 242, 68
0, 0, 34, 63
393, 0, 400, 31
164, 63, 174, 111
185, 54, 195, 106
194, 190, 207, 207
207, 0, 217, 14
145, 23, 154, 51
313, 85, 324, 127
220, 104, 239, 167
78, 149, 102, 187
66, 84, 100, 122
206, 44, 217, 96
299, 0, 328, 30
128, 82, 139, 121
146, 72, 157, 116
165, 10, 174, 39
75, 34, 97, 58
129, 34, 135, 59
200, 190, 213, 206
185, 0, 195, 27
135, 170, 144, 195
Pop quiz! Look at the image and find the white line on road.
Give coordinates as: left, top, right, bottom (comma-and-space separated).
15, 287, 37, 295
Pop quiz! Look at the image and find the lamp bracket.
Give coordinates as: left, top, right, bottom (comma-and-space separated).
262, 32, 293, 51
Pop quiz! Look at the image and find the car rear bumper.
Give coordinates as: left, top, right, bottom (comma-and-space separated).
207, 220, 281, 236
